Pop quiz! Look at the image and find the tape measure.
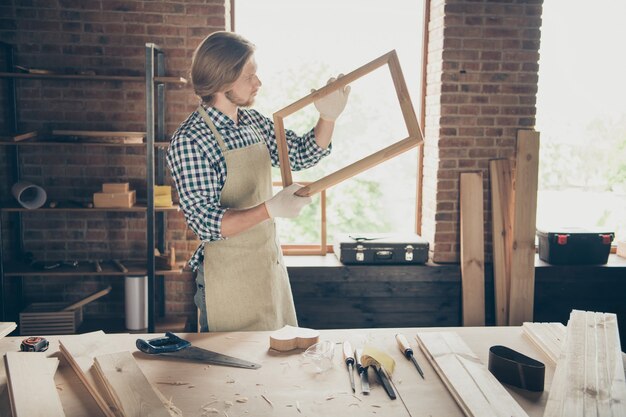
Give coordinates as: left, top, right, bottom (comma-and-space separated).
20, 336, 49, 352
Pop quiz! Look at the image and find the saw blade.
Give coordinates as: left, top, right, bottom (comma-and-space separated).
159, 346, 261, 369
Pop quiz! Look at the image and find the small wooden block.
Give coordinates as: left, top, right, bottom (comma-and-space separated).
617, 240, 626, 259
102, 182, 130, 193
269, 325, 320, 351
93, 190, 136, 208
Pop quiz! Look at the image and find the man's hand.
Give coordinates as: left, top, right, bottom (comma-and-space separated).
264, 183, 312, 218
313, 74, 351, 122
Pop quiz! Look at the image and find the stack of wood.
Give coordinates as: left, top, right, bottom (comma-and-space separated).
416, 331, 529, 417
459, 129, 540, 327
543, 310, 626, 417
93, 182, 136, 208
489, 130, 540, 326
59, 331, 180, 417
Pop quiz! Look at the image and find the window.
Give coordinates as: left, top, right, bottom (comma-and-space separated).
237, 0, 425, 251
536, 1, 626, 242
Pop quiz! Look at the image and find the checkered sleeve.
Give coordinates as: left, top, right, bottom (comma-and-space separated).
166, 131, 226, 244
247, 109, 331, 170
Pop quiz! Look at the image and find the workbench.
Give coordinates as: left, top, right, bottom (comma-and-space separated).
0, 327, 552, 416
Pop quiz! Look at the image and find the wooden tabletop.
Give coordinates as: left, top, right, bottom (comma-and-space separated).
0, 326, 551, 417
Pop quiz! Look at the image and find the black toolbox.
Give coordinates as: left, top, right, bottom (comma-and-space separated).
537, 227, 614, 265
334, 233, 429, 265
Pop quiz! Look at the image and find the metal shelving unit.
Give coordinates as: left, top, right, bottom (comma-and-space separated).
0, 42, 186, 333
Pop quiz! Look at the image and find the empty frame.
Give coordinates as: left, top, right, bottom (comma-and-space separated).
273, 50, 423, 197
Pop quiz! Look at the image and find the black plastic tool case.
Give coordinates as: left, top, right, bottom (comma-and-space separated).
536, 227, 614, 265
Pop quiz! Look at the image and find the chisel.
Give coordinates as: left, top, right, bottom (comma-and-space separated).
342, 341, 356, 393
354, 348, 370, 395
396, 333, 425, 379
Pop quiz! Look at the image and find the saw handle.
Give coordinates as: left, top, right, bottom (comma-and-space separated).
136, 332, 191, 354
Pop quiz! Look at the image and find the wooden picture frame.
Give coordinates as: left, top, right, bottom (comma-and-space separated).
273, 50, 423, 197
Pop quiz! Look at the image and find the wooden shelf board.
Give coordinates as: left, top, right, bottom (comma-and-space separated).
3, 260, 190, 277
0, 139, 172, 147
0, 203, 179, 212
0, 72, 187, 84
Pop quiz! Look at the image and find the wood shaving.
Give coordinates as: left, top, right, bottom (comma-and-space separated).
296, 401, 301, 413
261, 394, 273, 407
371, 404, 382, 408
325, 395, 335, 401
236, 397, 248, 403
352, 394, 362, 401
349, 403, 360, 407
202, 407, 219, 414
188, 385, 195, 388
157, 381, 190, 386
164, 397, 183, 417
202, 400, 218, 407
226, 378, 235, 384
224, 400, 233, 407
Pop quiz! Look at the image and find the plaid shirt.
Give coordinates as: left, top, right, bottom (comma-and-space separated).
167, 104, 331, 271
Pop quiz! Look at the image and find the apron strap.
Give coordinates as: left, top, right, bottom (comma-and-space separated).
197, 105, 227, 151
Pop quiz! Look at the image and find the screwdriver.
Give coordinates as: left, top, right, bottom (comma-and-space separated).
395, 333, 425, 379
354, 348, 370, 395
342, 341, 356, 392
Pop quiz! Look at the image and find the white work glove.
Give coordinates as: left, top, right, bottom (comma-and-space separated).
313, 74, 351, 122
264, 183, 312, 219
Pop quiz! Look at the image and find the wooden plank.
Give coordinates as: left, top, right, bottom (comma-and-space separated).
522, 322, 565, 366
544, 310, 626, 417
490, 159, 513, 326
93, 351, 171, 417
508, 130, 540, 326
0, 323, 16, 339
274, 50, 422, 197
0, 131, 37, 142
416, 331, 529, 417
62, 286, 111, 311
52, 130, 145, 138
4, 352, 65, 417
460, 172, 485, 326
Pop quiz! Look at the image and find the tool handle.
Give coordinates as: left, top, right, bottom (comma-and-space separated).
136, 332, 191, 354
342, 341, 354, 365
395, 333, 413, 357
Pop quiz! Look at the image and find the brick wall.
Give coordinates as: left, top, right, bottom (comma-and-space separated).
422, 0, 542, 263
0, 0, 543, 325
0, 0, 229, 322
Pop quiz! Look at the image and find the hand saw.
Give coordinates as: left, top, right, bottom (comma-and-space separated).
136, 332, 261, 370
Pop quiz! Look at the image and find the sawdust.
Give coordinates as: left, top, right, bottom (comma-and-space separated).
236, 397, 248, 403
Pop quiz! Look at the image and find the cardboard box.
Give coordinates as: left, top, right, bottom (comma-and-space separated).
93, 190, 136, 208
20, 302, 83, 335
102, 182, 130, 193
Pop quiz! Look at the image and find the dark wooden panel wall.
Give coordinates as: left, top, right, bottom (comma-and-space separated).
289, 256, 626, 346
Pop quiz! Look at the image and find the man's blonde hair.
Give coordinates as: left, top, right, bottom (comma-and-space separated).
191, 31, 255, 105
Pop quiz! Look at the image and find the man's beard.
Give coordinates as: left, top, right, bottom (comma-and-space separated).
225, 90, 254, 107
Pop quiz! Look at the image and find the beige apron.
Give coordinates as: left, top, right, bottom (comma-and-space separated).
198, 106, 298, 332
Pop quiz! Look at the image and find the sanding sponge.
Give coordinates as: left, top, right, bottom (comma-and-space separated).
361, 345, 396, 374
